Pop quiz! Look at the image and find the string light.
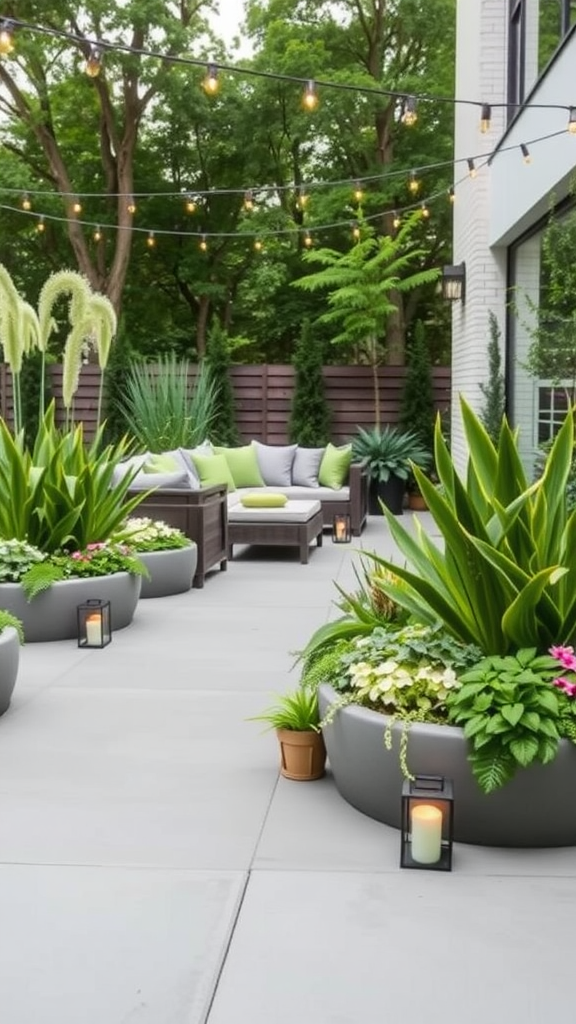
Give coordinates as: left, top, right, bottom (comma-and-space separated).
392, 211, 401, 229
303, 231, 313, 247
85, 45, 102, 77
199, 235, 208, 251
243, 190, 254, 212
127, 196, 136, 214
569, 107, 576, 134
36, 216, 45, 233
353, 182, 364, 203
21, 193, 31, 211
254, 239, 263, 252
448, 186, 455, 203
480, 103, 492, 133
303, 80, 319, 111
93, 225, 102, 242
408, 171, 420, 194
146, 231, 155, 247
520, 143, 531, 164
467, 158, 477, 178
185, 195, 196, 213
0, 19, 15, 55
71, 199, 82, 214
401, 96, 418, 126
421, 201, 430, 218
203, 63, 219, 95
297, 192, 309, 209
352, 221, 361, 240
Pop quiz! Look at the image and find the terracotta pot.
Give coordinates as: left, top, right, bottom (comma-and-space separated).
408, 491, 428, 511
276, 728, 326, 780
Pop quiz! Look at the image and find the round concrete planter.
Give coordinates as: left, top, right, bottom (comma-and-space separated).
0, 626, 20, 714
138, 544, 197, 598
0, 573, 141, 643
319, 683, 576, 848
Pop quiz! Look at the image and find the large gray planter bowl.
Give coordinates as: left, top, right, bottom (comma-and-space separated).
319, 683, 576, 848
0, 626, 20, 714
0, 573, 141, 643
138, 544, 197, 598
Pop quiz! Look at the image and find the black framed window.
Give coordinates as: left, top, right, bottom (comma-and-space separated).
508, 0, 576, 113
508, 0, 525, 110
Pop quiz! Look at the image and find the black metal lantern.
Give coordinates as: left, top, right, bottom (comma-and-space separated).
441, 262, 466, 302
332, 513, 351, 543
77, 599, 112, 648
400, 775, 454, 871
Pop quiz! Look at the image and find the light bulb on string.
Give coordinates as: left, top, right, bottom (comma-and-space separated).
93, 225, 102, 242
127, 196, 136, 214
254, 239, 263, 252
297, 191, 309, 210
146, 231, 156, 248
392, 211, 401, 229
401, 95, 418, 126
185, 195, 196, 214
303, 80, 319, 111
520, 143, 531, 164
479, 103, 491, 133
85, 46, 103, 78
203, 63, 219, 95
36, 217, 45, 233
243, 190, 254, 212
353, 181, 364, 203
420, 202, 430, 219
21, 193, 31, 211
199, 235, 208, 252
0, 19, 15, 55
71, 199, 82, 215
351, 221, 361, 241
467, 158, 477, 178
568, 107, 576, 134
448, 186, 455, 203
303, 231, 313, 248
408, 171, 420, 194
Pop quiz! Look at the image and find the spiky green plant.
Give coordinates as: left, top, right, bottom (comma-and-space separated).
367, 397, 576, 655
117, 355, 219, 450
249, 686, 321, 732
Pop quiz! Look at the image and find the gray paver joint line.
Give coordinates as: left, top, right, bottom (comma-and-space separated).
203, 871, 251, 1024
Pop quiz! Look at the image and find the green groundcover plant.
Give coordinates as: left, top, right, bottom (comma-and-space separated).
111, 517, 190, 552
0, 538, 147, 601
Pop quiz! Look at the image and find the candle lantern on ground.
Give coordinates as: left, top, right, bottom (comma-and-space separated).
332, 513, 351, 543
400, 775, 454, 871
77, 599, 112, 648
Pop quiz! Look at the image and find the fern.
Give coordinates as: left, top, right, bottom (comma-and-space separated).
300, 639, 350, 690
20, 562, 65, 601
470, 745, 515, 793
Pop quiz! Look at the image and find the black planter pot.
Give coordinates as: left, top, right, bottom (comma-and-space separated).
368, 475, 405, 515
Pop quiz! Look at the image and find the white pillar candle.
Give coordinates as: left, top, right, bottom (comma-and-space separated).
85, 613, 102, 646
411, 803, 443, 864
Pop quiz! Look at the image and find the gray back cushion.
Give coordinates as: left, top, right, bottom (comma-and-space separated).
252, 441, 297, 486
292, 447, 325, 488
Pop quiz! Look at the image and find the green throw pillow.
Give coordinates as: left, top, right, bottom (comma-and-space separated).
191, 452, 236, 491
318, 443, 352, 489
143, 453, 180, 474
240, 493, 288, 508
214, 445, 265, 488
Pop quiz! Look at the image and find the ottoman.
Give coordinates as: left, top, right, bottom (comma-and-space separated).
228, 499, 324, 564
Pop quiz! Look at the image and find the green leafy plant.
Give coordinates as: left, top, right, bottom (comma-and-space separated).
479, 311, 506, 445
351, 425, 432, 484
367, 396, 576, 655
0, 539, 46, 583
0, 609, 24, 644
446, 649, 562, 792
111, 517, 190, 552
288, 318, 331, 446
118, 355, 219, 450
0, 403, 145, 554
249, 686, 321, 732
19, 542, 147, 601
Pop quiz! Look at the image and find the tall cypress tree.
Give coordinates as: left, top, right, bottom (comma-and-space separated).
479, 311, 505, 445
399, 319, 435, 455
205, 319, 240, 446
288, 319, 331, 445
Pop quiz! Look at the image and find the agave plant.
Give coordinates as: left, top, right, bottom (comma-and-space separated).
368, 397, 576, 655
0, 403, 146, 553
351, 425, 432, 483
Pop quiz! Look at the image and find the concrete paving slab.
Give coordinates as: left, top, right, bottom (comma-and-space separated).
207, 870, 576, 1024
0, 864, 245, 1024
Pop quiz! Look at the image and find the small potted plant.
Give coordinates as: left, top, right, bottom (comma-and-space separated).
351, 425, 432, 514
250, 685, 326, 780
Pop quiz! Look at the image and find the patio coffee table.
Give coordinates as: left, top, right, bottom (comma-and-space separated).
228, 499, 324, 564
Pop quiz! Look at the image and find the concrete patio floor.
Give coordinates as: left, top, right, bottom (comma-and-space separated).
0, 513, 574, 1023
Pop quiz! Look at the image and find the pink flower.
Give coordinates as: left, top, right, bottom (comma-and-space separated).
86, 543, 103, 552
552, 676, 576, 698
550, 645, 576, 672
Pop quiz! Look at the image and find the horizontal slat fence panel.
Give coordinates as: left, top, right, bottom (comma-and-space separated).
0, 363, 451, 445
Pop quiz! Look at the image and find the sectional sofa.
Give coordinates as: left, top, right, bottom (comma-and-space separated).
122, 440, 369, 586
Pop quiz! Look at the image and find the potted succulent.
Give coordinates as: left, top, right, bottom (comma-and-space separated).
112, 517, 198, 597
250, 686, 326, 780
0, 609, 23, 715
351, 425, 432, 514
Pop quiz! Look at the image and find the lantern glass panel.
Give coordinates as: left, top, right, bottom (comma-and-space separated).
332, 514, 351, 543
77, 599, 112, 648
400, 775, 454, 871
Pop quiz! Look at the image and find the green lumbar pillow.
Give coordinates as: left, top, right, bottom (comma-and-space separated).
318, 442, 352, 489
214, 445, 265, 488
240, 493, 288, 508
143, 452, 180, 474
191, 452, 236, 491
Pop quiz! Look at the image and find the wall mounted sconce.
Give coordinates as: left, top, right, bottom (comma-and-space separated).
441, 262, 466, 302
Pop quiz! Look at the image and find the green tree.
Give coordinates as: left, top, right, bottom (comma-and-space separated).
292, 215, 440, 426
205, 319, 240, 445
399, 319, 435, 454
479, 311, 505, 445
288, 319, 331, 445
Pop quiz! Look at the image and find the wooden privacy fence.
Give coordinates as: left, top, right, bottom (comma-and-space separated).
0, 363, 451, 444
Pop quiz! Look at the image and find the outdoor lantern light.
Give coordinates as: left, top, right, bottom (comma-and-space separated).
441, 262, 466, 302
332, 514, 351, 543
400, 775, 454, 871
77, 599, 112, 649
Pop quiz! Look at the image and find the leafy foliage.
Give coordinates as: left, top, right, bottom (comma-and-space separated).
399, 319, 435, 456
351, 425, 432, 483
205, 320, 240, 446
446, 649, 562, 792
288, 319, 331, 446
367, 396, 576, 655
479, 311, 506, 445
0, 609, 24, 644
111, 517, 190, 552
250, 686, 321, 732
